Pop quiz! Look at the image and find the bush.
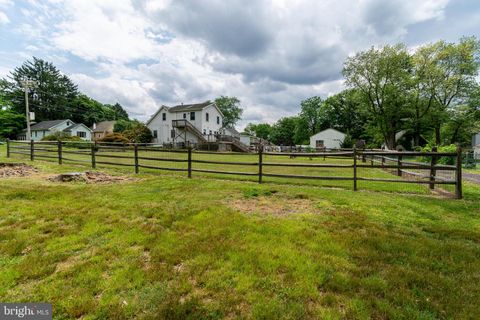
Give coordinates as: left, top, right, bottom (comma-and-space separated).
420, 144, 457, 165
42, 132, 82, 142
123, 123, 152, 143
97, 133, 130, 144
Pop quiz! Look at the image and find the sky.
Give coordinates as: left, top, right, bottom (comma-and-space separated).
0, 0, 479, 129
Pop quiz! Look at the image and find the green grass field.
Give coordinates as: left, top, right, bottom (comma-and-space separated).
1, 144, 480, 319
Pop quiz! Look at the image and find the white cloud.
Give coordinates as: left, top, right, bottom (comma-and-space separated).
2, 0, 473, 130
0, 11, 8, 24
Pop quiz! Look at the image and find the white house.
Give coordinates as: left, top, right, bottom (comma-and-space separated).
473, 132, 480, 159
309, 128, 346, 149
146, 101, 224, 146
18, 119, 92, 141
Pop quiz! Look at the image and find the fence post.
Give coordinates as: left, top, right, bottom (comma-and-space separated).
91, 142, 96, 169
353, 147, 357, 191
30, 139, 34, 161
187, 146, 192, 178
57, 141, 62, 165
6, 139, 10, 158
134, 143, 139, 174
397, 155, 402, 177
258, 145, 263, 184
455, 146, 462, 199
429, 146, 437, 190
381, 156, 385, 167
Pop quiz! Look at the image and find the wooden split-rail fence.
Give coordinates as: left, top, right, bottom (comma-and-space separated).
5, 139, 463, 199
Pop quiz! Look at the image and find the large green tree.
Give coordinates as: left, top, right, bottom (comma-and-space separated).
5, 57, 79, 121
214, 96, 243, 128
343, 45, 413, 149
426, 38, 480, 144
270, 117, 298, 146
243, 123, 272, 140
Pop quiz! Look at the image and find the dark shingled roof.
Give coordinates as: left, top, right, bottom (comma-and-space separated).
63, 123, 83, 132
168, 101, 212, 112
30, 120, 70, 131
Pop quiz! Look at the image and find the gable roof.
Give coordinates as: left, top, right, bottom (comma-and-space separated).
169, 101, 212, 112
30, 120, 71, 131
146, 105, 169, 125
310, 128, 346, 138
92, 121, 116, 132
64, 123, 92, 132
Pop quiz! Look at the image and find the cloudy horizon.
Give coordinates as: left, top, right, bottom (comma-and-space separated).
1, 0, 479, 129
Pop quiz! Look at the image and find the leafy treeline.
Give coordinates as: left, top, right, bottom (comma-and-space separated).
245, 38, 480, 149
0, 57, 129, 139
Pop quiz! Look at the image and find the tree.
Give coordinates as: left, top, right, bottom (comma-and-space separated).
214, 96, 243, 128
114, 119, 152, 143
107, 103, 129, 121
243, 123, 272, 140
114, 119, 137, 132
298, 96, 323, 136
425, 37, 480, 144
322, 89, 368, 140
5, 57, 78, 121
269, 117, 298, 146
343, 45, 412, 149
0, 109, 25, 139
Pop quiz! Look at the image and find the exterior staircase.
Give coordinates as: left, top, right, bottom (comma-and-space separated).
216, 134, 251, 152
172, 119, 207, 143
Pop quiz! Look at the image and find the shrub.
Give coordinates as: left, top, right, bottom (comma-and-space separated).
98, 133, 130, 144
420, 144, 457, 165
42, 132, 82, 142
123, 123, 153, 143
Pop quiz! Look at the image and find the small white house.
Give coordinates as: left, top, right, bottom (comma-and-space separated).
146, 101, 224, 145
18, 119, 92, 141
309, 128, 346, 149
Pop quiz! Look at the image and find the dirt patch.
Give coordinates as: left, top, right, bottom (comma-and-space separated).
48, 171, 135, 184
0, 163, 38, 178
230, 195, 320, 216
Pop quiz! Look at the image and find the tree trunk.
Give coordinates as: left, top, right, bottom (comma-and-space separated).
386, 132, 396, 150
435, 126, 441, 145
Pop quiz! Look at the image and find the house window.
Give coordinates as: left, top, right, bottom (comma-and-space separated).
203, 129, 206, 135
183, 113, 186, 119
34, 131, 37, 138
316, 140, 324, 148
217, 116, 220, 125
77, 131, 86, 138
190, 112, 195, 121
153, 130, 158, 138
162, 113, 166, 121
206, 112, 209, 122
209, 130, 212, 135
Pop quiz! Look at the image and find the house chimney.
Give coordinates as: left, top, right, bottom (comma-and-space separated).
93, 123, 97, 130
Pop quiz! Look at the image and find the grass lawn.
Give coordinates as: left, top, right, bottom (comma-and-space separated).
1, 144, 480, 319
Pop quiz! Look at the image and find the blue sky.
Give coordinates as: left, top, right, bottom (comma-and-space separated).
0, 0, 479, 128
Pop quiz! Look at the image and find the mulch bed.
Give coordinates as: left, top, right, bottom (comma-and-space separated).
0, 163, 38, 178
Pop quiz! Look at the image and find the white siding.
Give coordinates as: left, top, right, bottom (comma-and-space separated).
70, 125, 92, 141
240, 135, 251, 145
147, 107, 172, 144
201, 105, 222, 135
309, 129, 346, 149
147, 103, 224, 145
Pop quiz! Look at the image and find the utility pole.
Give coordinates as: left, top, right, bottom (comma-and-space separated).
20, 78, 38, 141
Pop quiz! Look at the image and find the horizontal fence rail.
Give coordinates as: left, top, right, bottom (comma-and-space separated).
4, 139, 463, 199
